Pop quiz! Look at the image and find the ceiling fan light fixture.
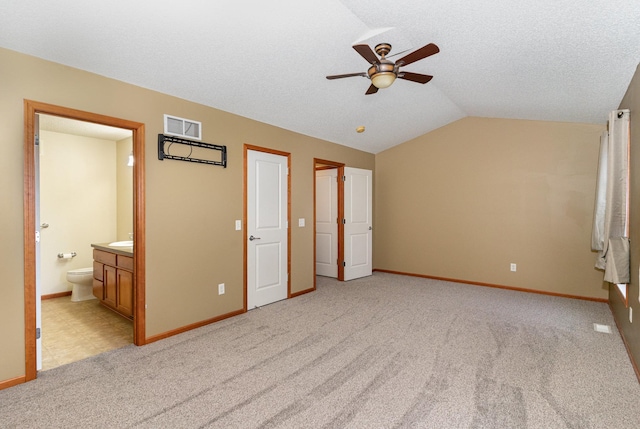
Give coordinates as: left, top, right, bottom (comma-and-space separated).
326, 41, 439, 95
371, 72, 396, 89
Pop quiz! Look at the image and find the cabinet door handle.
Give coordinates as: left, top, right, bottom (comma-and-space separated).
249, 235, 261, 241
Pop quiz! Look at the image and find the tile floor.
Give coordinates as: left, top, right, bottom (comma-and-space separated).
41, 296, 133, 371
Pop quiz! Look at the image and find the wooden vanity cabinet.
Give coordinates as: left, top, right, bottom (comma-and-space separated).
92, 261, 104, 299
93, 248, 133, 319
116, 268, 133, 317
103, 265, 118, 309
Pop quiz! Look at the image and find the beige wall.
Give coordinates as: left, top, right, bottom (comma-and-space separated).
116, 137, 133, 241
0, 47, 374, 382
39, 130, 117, 295
374, 116, 607, 299
611, 63, 640, 377
3, 44, 624, 385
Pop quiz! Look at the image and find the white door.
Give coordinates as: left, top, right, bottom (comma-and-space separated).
247, 150, 288, 309
344, 167, 372, 281
315, 169, 338, 278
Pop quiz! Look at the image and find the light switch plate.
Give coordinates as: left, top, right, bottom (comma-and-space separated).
235, 220, 241, 231
299, 218, 305, 227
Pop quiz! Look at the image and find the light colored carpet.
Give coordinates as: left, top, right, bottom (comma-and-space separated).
1, 272, 639, 428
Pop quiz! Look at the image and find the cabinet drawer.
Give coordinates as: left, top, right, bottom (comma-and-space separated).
117, 255, 134, 271
93, 261, 104, 281
92, 279, 103, 299
93, 249, 116, 266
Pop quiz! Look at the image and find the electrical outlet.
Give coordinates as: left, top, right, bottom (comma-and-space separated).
630, 307, 633, 323
218, 283, 225, 295
510, 263, 517, 272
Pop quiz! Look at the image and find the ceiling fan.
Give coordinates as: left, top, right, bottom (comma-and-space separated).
326, 42, 439, 95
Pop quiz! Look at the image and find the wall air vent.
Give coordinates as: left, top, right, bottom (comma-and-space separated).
164, 114, 202, 140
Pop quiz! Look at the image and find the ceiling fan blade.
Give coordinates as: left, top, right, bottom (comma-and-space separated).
396, 43, 439, 66
326, 72, 367, 80
365, 84, 379, 95
398, 72, 433, 84
353, 44, 379, 64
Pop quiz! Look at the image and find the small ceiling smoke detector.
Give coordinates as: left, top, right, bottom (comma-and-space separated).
356, 126, 365, 133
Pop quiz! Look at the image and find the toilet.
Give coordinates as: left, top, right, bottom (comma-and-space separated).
67, 267, 96, 302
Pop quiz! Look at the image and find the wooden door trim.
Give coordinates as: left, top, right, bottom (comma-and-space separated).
23, 100, 146, 382
314, 159, 345, 283
243, 145, 292, 311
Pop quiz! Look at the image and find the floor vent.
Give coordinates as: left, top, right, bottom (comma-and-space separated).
164, 114, 201, 140
593, 323, 612, 334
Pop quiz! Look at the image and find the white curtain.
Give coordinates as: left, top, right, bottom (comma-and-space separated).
592, 109, 630, 283
591, 131, 608, 252
604, 236, 630, 284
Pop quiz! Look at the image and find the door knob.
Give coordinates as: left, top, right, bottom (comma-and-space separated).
249, 235, 261, 241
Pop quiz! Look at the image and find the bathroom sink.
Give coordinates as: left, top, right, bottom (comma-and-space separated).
109, 240, 133, 247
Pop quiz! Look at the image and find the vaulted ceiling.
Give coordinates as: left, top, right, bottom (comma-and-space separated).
2, 1, 639, 153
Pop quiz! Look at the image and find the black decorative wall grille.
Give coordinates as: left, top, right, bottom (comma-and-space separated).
158, 134, 227, 168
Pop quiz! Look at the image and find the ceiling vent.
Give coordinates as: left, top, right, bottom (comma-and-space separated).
164, 114, 201, 140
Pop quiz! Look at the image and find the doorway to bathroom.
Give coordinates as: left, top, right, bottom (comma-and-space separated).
38, 113, 133, 370
23, 100, 146, 381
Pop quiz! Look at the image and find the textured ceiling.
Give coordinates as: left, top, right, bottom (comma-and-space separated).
2, 0, 639, 154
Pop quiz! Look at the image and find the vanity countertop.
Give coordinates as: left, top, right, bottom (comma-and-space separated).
91, 242, 133, 257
